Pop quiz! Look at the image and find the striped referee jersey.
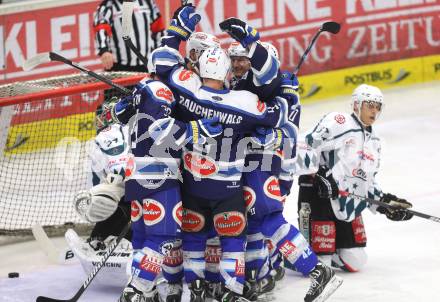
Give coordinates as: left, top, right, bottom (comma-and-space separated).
94, 0, 165, 67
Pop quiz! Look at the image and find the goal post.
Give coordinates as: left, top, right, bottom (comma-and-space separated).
0, 72, 145, 237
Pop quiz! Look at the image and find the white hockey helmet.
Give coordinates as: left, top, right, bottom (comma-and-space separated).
351, 84, 384, 119
261, 41, 279, 62
199, 47, 231, 81
186, 32, 221, 64
227, 42, 249, 57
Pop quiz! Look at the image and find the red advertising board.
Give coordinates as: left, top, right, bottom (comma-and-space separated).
1, 0, 440, 85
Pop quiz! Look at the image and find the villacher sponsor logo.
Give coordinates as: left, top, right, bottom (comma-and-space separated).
131, 200, 142, 222
243, 186, 256, 212
214, 211, 245, 236
143, 199, 165, 225
182, 208, 205, 232
263, 176, 283, 201
183, 152, 218, 178
172, 202, 183, 226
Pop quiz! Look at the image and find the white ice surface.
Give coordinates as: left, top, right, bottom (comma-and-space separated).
1, 82, 440, 302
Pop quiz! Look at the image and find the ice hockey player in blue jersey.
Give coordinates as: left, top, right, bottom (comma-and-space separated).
296, 84, 413, 278
185, 31, 220, 74
219, 17, 282, 102
150, 5, 291, 302
225, 36, 343, 302
106, 68, 223, 302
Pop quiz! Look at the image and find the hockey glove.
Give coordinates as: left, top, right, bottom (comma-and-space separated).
186, 117, 223, 145
377, 193, 413, 221
73, 183, 123, 223
250, 126, 284, 150
110, 95, 136, 125
313, 166, 339, 199
280, 71, 300, 106
219, 17, 260, 48
167, 4, 201, 41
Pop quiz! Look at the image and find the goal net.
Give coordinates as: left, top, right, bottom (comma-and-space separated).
0, 72, 145, 237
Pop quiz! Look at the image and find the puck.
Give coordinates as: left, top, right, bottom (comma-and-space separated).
8, 272, 19, 278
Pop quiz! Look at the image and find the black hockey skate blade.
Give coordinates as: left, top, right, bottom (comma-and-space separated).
36, 296, 69, 302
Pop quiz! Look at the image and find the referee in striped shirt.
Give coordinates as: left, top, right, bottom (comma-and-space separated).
94, 0, 165, 72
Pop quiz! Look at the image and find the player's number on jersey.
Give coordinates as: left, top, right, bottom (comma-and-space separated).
288, 109, 299, 123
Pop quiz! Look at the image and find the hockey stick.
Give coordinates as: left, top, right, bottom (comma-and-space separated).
293, 21, 340, 75
32, 224, 76, 265
22, 52, 131, 95
32, 224, 60, 264
339, 191, 440, 223
122, 0, 149, 71
35, 221, 132, 302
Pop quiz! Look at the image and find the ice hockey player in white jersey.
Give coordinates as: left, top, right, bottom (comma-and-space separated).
68, 99, 133, 287
297, 84, 413, 275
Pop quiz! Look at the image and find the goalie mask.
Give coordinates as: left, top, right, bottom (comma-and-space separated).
199, 47, 231, 82
95, 97, 118, 132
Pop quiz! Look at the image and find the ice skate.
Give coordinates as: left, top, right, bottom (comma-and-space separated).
271, 266, 285, 282
164, 282, 182, 302
206, 281, 224, 301
119, 284, 160, 302
220, 288, 250, 302
304, 263, 343, 302
189, 279, 206, 302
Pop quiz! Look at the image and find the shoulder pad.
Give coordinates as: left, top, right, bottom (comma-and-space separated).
170, 66, 202, 94
141, 81, 175, 105
227, 90, 264, 116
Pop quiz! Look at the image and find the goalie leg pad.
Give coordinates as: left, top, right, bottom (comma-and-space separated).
333, 247, 367, 272
65, 229, 132, 287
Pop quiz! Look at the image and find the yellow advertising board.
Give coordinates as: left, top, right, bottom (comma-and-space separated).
299, 54, 440, 103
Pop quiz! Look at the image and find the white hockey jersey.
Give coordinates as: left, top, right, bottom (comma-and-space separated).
87, 123, 131, 187
296, 112, 383, 222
